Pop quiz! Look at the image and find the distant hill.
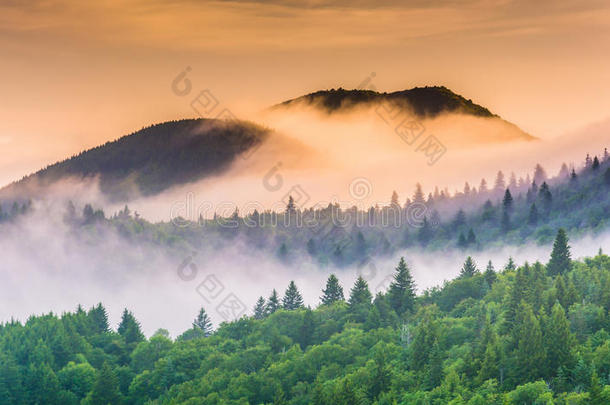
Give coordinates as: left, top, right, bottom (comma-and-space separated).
273, 86, 534, 141
2, 119, 270, 201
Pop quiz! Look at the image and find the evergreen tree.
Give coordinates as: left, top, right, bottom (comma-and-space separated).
453, 209, 466, 227
592, 156, 600, 170
193, 307, 213, 337
388, 257, 416, 315
481, 199, 495, 222
457, 232, 467, 249
348, 276, 372, 307
528, 203, 538, 225
285, 195, 296, 214
483, 260, 497, 286
412, 183, 425, 204
253, 297, 266, 319
514, 302, 545, 383
424, 340, 443, 389
86, 362, 121, 405
87, 303, 109, 334
502, 189, 513, 212
459, 256, 478, 278
282, 281, 304, 310
589, 371, 604, 405
117, 309, 144, 345
320, 274, 344, 305
466, 228, 476, 246
504, 257, 516, 271
544, 303, 574, 377
266, 289, 281, 314
547, 228, 572, 276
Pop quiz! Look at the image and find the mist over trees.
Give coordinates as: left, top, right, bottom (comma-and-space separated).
0, 230, 609, 403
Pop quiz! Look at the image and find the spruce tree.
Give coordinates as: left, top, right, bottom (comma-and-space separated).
528, 203, 538, 225
544, 303, 574, 377
514, 302, 545, 383
87, 303, 109, 334
459, 256, 478, 278
117, 309, 144, 345
282, 281, 304, 310
348, 276, 373, 307
266, 289, 281, 314
320, 274, 344, 305
547, 228, 572, 276
388, 257, 416, 315
467, 228, 476, 246
253, 297, 266, 319
193, 307, 213, 337
589, 371, 604, 405
502, 189, 513, 212
483, 260, 497, 286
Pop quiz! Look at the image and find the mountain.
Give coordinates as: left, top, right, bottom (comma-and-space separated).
273, 86, 535, 141
2, 119, 270, 201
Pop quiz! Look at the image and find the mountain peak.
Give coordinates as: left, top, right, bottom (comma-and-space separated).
274, 86, 496, 118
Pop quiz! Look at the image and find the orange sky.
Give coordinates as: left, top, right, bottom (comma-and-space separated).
1, 0, 609, 187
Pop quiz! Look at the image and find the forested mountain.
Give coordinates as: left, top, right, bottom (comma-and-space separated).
1, 232, 608, 404
273, 86, 534, 140
0, 119, 270, 201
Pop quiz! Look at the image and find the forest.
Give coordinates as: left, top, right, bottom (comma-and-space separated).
0, 229, 608, 404
2, 150, 607, 272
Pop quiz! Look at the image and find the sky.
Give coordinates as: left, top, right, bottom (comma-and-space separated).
1, 0, 609, 187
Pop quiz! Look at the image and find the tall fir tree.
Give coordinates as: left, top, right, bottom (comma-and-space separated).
193, 307, 213, 337
459, 256, 478, 278
514, 302, 545, 383
253, 297, 266, 319
320, 274, 344, 305
266, 289, 281, 314
388, 257, 416, 315
282, 281, 304, 310
547, 228, 572, 276
483, 260, 497, 286
348, 276, 373, 307
117, 309, 144, 345
543, 303, 574, 377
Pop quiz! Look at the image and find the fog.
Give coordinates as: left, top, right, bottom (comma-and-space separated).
0, 197, 608, 338
117, 106, 610, 222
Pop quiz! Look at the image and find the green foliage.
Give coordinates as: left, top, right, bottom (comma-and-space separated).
0, 250, 609, 404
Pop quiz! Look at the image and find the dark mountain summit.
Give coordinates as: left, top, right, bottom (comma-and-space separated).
2, 119, 270, 201
274, 86, 495, 118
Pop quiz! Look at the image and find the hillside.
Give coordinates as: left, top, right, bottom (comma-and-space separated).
273, 86, 534, 141
1, 119, 270, 201
0, 238, 608, 404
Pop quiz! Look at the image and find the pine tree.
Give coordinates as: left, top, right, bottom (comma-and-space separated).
502, 189, 513, 212
86, 362, 121, 405
494, 171, 505, 194
457, 232, 467, 249
285, 195, 296, 214
467, 228, 476, 246
547, 228, 572, 276
589, 371, 604, 405
483, 260, 497, 286
266, 289, 281, 314
388, 257, 416, 315
459, 256, 478, 278
193, 307, 213, 336
424, 340, 443, 389
528, 203, 538, 225
253, 297, 266, 319
504, 257, 516, 272
544, 303, 574, 377
117, 309, 144, 345
592, 156, 600, 170
348, 276, 372, 307
87, 303, 109, 334
514, 302, 545, 383
282, 281, 304, 310
320, 274, 344, 305
413, 183, 425, 204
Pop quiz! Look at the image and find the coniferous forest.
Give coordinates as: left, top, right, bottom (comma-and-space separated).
0, 230, 609, 404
